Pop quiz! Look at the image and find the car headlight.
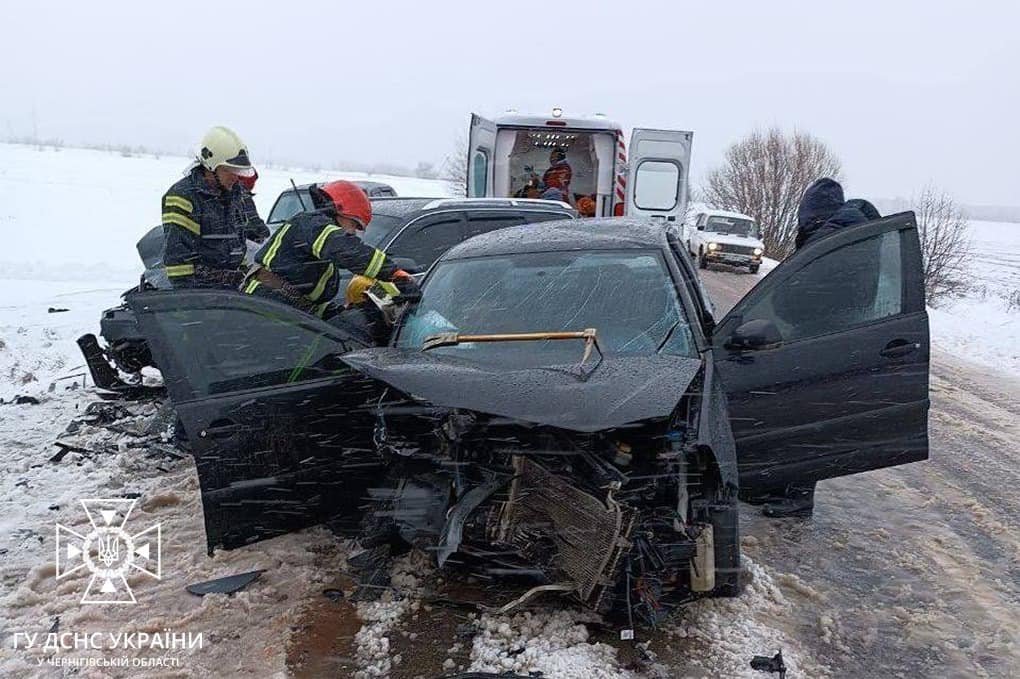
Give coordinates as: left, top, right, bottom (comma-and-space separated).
707, 242, 719, 251
753, 247, 763, 256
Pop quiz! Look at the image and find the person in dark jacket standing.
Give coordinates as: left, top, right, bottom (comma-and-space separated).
243, 180, 416, 319
795, 178, 880, 250
759, 178, 881, 518
161, 126, 265, 288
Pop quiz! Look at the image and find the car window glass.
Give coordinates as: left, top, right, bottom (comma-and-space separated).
634, 161, 680, 210
741, 230, 903, 342
471, 151, 488, 197
150, 303, 348, 398
397, 250, 697, 365
464, 214, 525, 239
268, 189, 312, 225
520, 211, 572, 224
387, 218, 464, 269
361, 213, 406, 248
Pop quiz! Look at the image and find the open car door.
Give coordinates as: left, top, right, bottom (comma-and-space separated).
128, 290, 386, 552
711, 213, 929, 495
467, 113, 497, 198
626, 128, 693, 222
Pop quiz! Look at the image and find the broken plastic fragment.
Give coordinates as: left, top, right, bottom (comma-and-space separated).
186, 569, 265, 596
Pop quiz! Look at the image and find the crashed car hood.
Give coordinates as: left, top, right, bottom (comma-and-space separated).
342, 348, 702, 432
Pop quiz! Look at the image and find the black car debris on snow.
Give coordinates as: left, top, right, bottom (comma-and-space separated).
107, 214, 927, 628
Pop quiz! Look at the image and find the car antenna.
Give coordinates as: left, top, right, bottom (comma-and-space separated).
290, 178, 309, 212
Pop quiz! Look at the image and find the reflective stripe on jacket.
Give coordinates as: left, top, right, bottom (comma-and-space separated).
250, 210, 399, 305
161, 166, 253, 287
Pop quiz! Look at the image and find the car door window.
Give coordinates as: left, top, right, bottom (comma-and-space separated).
387, 217, 465, 269
464, 213, 526, 239
740, 230, 903, 342
520, 211, 572, 224
146, 304, 349, 398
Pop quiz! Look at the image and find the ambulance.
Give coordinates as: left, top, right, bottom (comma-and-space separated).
466, 108, 693, 224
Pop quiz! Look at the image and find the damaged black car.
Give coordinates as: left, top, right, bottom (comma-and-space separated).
123, 214, 930, 627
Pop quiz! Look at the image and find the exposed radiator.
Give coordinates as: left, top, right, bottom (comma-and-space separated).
494, 457, 635, 609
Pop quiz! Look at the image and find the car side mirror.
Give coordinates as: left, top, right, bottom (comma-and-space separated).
390, 256, 423, 274
697, 225, 705, 231
725, 319, 782, 351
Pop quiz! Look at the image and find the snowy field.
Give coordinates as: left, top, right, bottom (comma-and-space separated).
1, 144, 1018, 677
0, 143, 451, 282
928, 219, 1020, 377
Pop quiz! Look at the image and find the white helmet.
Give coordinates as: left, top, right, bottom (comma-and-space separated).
197, 126, 254, 176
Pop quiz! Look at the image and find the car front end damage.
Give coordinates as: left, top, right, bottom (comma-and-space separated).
343, 350, 741, 626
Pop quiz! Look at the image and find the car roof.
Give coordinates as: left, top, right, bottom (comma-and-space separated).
443, 218, 669, 259
370, 196, 577, 220
370, 197, 432, 218
699, 208, 754, 221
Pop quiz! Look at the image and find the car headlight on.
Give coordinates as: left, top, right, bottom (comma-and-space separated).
707, 242, 719, 251
753, 247, 763, 256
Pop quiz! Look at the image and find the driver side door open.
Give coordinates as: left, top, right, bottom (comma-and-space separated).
711, 213, 930, 494
129, 290, 387, 552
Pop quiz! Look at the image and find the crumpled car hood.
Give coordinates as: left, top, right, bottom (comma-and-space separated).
342, 348, 702, 432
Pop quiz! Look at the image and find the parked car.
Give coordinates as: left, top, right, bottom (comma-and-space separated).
267, 181, 397, 227
123, 212, 930, 626
685, 208, 765, 273
78, 197, 577, 390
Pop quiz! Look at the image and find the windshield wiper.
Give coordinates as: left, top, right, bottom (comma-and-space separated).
421, 328, 603, 368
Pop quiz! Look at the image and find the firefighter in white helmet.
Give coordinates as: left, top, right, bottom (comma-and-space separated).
160, 126, 268, 288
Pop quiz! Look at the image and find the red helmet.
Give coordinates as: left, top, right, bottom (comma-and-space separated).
316, 180, 372, 229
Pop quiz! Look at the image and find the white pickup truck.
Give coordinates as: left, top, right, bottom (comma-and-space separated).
684, 208, 765, 273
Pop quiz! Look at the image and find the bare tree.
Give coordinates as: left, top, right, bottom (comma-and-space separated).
703, 128, 842, 258
912, 184, 972, 304
442, 132, 468, 197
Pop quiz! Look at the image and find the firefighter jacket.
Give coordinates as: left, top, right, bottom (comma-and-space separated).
161, 166, 261, 287
244, 210, 401, 315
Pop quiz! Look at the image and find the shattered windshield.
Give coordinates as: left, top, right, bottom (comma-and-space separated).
706, 215, 758, 237
396, 249, 696, 365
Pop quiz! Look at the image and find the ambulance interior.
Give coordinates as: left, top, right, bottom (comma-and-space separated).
493, 128, 617, 217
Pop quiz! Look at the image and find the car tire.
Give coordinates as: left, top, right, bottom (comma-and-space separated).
748, 264, 759, 274
698, 251, 708, 269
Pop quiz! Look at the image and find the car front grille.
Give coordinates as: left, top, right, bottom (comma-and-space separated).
718, 243, 756, 256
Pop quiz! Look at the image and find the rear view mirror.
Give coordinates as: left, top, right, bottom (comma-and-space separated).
390, 256, 423, 274
725, 319, 781, 351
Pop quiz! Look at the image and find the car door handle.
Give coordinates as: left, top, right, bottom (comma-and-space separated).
879, 339, 920, 359
200, 420, 243, 439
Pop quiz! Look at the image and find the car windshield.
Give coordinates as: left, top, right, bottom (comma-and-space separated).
706, 216, 757, 237
395, 249, 697, 367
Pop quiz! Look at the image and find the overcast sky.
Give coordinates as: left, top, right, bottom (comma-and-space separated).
2, 1, 1016, 205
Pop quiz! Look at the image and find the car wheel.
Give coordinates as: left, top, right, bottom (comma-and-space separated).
698, 250, 708, 269
749, 264, 760, 274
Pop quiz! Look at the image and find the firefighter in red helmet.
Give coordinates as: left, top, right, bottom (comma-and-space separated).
242, 180, 416, 320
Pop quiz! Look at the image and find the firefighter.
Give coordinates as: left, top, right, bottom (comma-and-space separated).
161, 126, 266, 288
242, 180, 416, 320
